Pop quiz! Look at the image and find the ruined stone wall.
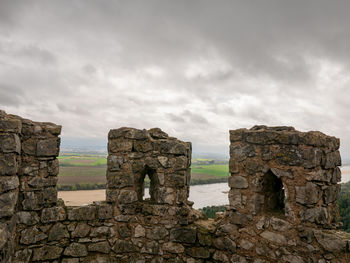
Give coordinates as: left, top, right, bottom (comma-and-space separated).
1, 111, 350, 263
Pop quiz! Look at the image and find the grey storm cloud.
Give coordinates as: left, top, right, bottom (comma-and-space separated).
1, 0, 350, 158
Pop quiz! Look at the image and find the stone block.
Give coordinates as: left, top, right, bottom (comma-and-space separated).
36, 138, 60, 157
88, 241, 111, 254
0, 153, 18, 175
108, 127, 133, 139
160, 141, 187, 155
0, 176, 19, 193
170, 227, 196, 244
27, 176, 57, 189
97, 204, 113, 219
41, 122, 62, 136
324, 151, 341, 169
213, 237, 236, 253
41, 206, 66, 223
229, 159, 239, 173
48, 223, 69, 241
228, 176, 248, 189
301, 207, 328, 225
71, 223, 90, 238
108, 139, 133, 153
162, 242, 184, 254
107, 155, 124, 171
146, 226, 168, 240
112, 239, 137, 253
117, 190, 138, 204
260, 231, 287, 245
149, 128, 168, 139
0, 190, 18, 217
324, 184, 340, 204
185, 247, 210, 258
20, 227, 47, 245
16, 211, 39, 225
0, 118, 21, 132
134, 140, 153, 152
64, 243, 88, 257
230, 144, 255, 161
314, 230, 347, 252
32, 246, 63, 261
68, 206, 96, 221
107, 171, 134, 188
0, 134, 20, 153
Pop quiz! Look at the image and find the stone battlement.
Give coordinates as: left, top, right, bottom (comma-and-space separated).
0, 110, 349, 263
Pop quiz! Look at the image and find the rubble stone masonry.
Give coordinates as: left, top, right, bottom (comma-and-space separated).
0, 110, 350, 263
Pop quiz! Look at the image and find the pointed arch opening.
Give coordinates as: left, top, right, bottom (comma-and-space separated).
262, 170, 285, 214
137, 166, 157, 202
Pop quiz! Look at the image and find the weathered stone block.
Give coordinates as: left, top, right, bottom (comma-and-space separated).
0, 134, 20, 153
0, 153, 18, 175
0, 176, 19, 193
134, 140, 153, 152
27, 176, 57, 189
146, 226, 168, 240
163, 242, 184, 254
108, 127, 133, 139
108, 139, 133, 153
230, 144, 255, 161
36, 138, 60, 157
48, 223, 69, 241
32, 246, 63, 261
324, 151, 341, 169
0, 190, 18, 217
71, 223, 90, 238
20, 227, 47, 245
107, 155, 124, 171
228, 176, 248, 189
260, 231, 287, 245
170, 227, 196, 244
64, 243, 88, 257
314, 231, 347, 252
301, 207, 328, 225
185, 247, 210, 258
107, 171, 134, 188
323, 184, 340, 204
160, 141, 187, 155
68, 206, 96, 221
213, 236, 236, 254
270, 217, 291, 231
229, 159, 239, 173
88, 241, 111, 254
125, 129, 147, 140
112, 239, 137, 253
41, 206, 66, 223
97, 204, 113, 219
117, 190, 138, 204
0, 117, 21, 132
149, 128, 168, 139
17, 211, 39, 225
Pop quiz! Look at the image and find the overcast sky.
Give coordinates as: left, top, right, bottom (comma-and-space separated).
1, 1, 350, 158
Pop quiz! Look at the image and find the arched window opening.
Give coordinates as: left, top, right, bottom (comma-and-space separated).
262, 170, 285, 214
137, 166, 157, 202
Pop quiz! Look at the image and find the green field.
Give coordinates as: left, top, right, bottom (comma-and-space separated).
191, 164, 229, 177
57, 154, 229, 190
58, 154, 107, 167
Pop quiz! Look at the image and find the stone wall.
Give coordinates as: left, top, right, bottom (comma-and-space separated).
0, 111, 350, 263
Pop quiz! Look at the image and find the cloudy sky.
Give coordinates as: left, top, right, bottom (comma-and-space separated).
1, 1, 350, 158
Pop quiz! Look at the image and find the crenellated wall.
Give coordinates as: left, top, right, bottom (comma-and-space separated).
0, 111, 350, 263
